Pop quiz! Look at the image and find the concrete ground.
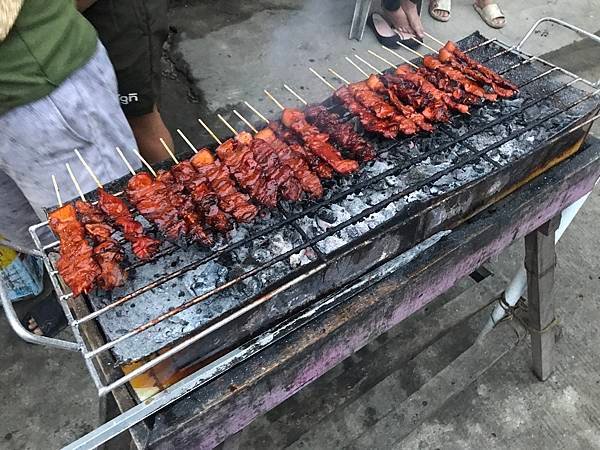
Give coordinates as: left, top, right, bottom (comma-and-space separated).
1, 0, 599, 449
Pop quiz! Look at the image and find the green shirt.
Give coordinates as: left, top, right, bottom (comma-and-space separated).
0, 0, 98, 115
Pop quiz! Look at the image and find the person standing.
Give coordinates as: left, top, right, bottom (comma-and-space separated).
81, 0, 175, 163
0, 0, 140, 335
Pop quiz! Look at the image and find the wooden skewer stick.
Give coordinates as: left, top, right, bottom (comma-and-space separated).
283, 84, 308, 106
309, 68, 336, 91
52, 175, 63, 207
354, 54, 383, 75
367, 49, 397, 69
345, 56, 369, 78
328, 68, 351, 86
176, 129, 199, 154
264, 89, 285, 111
131, 149, 157, 178
423, 31, 445, 47
411, 37, 438, 53
197, 118, 223, 145
380, 45, 419, 69
65, 162, 86, 201
233, 109, 258, 133
396, 41, 426, 59
309, 67, 336, 90
115, 147, 137, 177
217, 113, 239, 136
74, 149, 103, 189
244, 101, 270, 124
160, 138, 179, 164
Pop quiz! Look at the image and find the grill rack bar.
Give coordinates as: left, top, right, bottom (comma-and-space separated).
25, 33, 600, 400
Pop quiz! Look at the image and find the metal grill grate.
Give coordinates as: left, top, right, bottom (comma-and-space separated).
29, 32, 599, 399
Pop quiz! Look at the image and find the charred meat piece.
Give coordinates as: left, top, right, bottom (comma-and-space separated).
347, 81, 419, 135
126, 172, 189, 242
255, 127, 324, 198
393, 66, 470, 114
97, 189, 160, 260
437, 48, 515, 98
334, 86, 400, 139
250, 135, 303, 202
281, 108, 360, 175
305, 105, 376, 161
48, 204, 100, 296
443, 41, 518, 93
169, 160, 232, 233
364, 74, 435, 131
156, 170, 214, 246
268, 121, 335, 180
190, 149, 259, 222
422, 56, 497, 101
75, 200, 126, 290
216, 135, 279, 208
416, 66, 481, 106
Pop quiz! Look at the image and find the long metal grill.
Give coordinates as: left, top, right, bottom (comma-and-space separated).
30, 31, 599, 398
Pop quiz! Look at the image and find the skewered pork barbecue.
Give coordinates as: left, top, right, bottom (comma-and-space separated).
50, 38, 522, 296
305, 105, 376, 161
48, 204, 100, 296
190, 149, 259, 223
281, 108, 360, 175
75, 200, 126, 290
97, 189, 160, 261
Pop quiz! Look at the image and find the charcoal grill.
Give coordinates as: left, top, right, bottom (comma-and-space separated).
2, 18, 600, 449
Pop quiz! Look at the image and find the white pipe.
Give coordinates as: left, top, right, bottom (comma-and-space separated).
478, 191, 591, 338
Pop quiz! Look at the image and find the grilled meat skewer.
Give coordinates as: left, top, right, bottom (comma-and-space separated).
75, 200, 126, 290
48, 204, 100, 296
255, 127, 324, 198
333, 86, 400, 139
190, 149, 259, 223
437, 48, 515, 98
269, 120, 335, 180
281, 109, 360, 175
443, 41, 519, 93
96, 189, 160, 261
155, 170, 214, 246
169, 160, 232, 233
422, 56, 497, 101
304, 105, 376, 162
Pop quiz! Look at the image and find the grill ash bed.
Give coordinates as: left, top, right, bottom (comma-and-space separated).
5, 23, 600, 449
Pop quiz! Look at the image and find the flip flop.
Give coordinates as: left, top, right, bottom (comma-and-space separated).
429, 0, 451, 22
367, 12, 402, 49
393, 28, 423, 50
473, 2, 506, 29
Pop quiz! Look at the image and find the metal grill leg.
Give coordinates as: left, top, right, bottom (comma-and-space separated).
525, 216, 560, 381
349, 0, 373, 41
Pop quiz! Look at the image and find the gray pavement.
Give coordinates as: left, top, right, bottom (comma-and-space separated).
1, 0, 600, 449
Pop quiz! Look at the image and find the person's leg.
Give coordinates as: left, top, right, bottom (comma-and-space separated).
127, 105, 175, 164
84, 0, 172, 164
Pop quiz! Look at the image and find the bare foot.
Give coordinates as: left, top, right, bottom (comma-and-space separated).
382, 5, 413, 37
474, 0, 505, 28
27, 317, 43, 335
401, 0, 424, 39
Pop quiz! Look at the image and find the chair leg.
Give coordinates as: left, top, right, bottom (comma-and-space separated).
349, 0, 373, 40
525, 215, 560, 381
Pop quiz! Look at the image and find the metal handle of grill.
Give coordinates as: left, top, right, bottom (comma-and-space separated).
0, 279, 79, 351
517, 17, 600, 87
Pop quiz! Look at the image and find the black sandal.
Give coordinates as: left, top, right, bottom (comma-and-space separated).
367, 12, 402, 49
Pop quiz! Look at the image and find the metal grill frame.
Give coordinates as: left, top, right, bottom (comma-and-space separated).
1, 17, 599, 450
22, 25, 600, 396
